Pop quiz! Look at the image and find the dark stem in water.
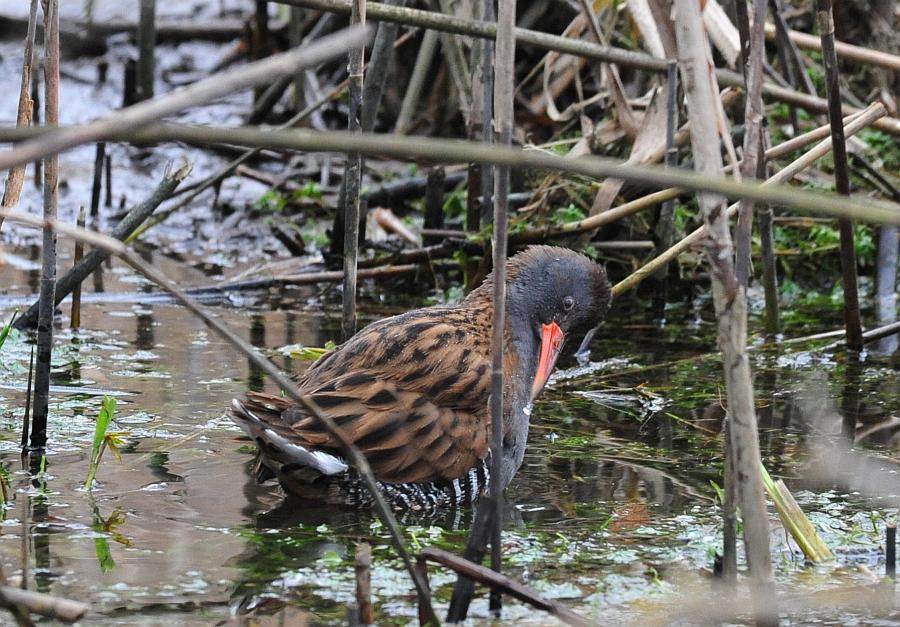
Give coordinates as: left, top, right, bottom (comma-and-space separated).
30, 0, 61, 453
815, 0, 863, 352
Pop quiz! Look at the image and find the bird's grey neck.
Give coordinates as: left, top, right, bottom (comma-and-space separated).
497, 303, 539, 489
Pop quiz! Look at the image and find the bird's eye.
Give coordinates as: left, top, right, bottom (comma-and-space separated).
562, 296, 575, 311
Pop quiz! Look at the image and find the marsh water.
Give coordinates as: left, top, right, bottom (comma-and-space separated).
1, 245, 898, 625
0, 0, 898, 622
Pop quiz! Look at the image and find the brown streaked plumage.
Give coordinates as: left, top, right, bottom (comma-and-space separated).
231, 245, 612, 509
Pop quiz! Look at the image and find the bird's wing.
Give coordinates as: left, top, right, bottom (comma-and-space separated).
246, 372, 490, 484
239, 308, 503, 484
300, 309, 494, 410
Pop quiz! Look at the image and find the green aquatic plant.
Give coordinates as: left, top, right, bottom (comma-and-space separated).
84, 396, 124, 489
0, 310, 17, 353
286, 340, 337, 362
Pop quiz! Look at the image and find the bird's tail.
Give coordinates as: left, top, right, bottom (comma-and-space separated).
229, 399, 349, 488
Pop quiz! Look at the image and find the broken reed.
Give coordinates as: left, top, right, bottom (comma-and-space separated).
760, 464, 833, 563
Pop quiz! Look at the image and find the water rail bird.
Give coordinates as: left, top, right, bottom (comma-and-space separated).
230, 245, 612, 509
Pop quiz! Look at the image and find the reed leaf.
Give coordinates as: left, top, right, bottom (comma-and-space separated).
84, 396, 117, 489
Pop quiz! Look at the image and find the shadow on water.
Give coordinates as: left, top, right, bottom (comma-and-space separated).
0, 252, 898, 624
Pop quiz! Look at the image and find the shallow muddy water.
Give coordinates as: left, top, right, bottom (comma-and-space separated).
0, 249, 898, 625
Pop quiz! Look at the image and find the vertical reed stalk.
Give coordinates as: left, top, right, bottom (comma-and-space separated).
342, 0, 366, 340
395, 29, 438, 134
71, 207, 85, 329
735, 0, 767, 289
252, 1, 270, 102
136, 0, 156, 102
31, 0, 61, 454
721, 421, 738, 584
887, 522, 896, 580
0, 0, 40, 232
673, 1, 776, 623
653, 60, 679, 280
90, 143, 104, 218
104, 153, 112, 207
815, 0, 863, 352
769, 0, 801, 133
874, 224, 898, 353
465, 0, 484, 233
21, 347, 35, 450
361, 0, 405, 133
758, 135, 781, 336
489, 0, 516, 615
288, 6, 305, 109
424, 167, 445, 246
31, 64, 41, 191
479, 0, 495, 229
355, 543, 373, 624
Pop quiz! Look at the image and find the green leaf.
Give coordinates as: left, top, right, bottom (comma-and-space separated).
0, 311, 18, 353
85, 396, 117, 489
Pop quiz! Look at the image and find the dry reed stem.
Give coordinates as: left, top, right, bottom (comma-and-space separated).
674, 2, 776, 623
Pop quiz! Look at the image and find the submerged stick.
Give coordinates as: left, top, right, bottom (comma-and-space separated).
15, 163, 190, 330
0, 205, 440, 627
422, 548, 591, 627
31, 0, 61, 454
0, 24, 370, 173
815, 0, 862, 352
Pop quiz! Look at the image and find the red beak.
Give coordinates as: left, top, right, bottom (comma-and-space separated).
531, 322, 565, 400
